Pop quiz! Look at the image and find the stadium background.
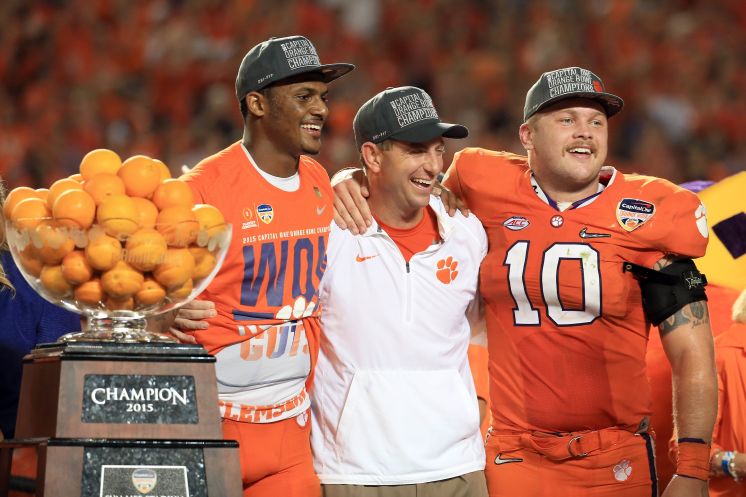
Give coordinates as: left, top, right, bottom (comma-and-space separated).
1, 0, 744, 189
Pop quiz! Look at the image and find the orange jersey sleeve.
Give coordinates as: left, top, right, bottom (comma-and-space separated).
180, 142, 333, 354
450, 148, 709, 434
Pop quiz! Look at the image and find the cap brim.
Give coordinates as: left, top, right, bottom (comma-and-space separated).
259, 63, 355, 92
390, 121, 469, 143
530, 92, 624, 120
315, 63, 356, 83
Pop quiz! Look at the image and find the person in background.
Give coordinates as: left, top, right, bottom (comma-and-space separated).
0, 180, 81, 496
0, 180, 81, 440
708, 288, 746, 495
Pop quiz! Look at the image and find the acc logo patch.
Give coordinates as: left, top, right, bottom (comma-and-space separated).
131, 468, 157, 494
503, 216, 530, 231
616, 198, 655, 232
256, 204, 274, 224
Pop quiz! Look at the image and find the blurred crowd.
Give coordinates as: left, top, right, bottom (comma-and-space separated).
1, 0, 744, 189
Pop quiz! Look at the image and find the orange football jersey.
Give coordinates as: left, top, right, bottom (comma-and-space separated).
444, 148, 708, 433
181, 142, 333, 355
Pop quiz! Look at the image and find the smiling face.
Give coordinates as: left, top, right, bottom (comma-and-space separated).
261, 79, 329, 157
363, 137, 445, 226
519, 98, 609, 201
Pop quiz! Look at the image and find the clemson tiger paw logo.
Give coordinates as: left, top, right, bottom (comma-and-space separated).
275, 296, 316, 320
613, 459, 632, 482
436, 256, 459, 284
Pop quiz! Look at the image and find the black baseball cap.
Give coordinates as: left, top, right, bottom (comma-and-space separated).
235, 35, 355, 101
523, 67, 624, 121
353, 86, 468, 149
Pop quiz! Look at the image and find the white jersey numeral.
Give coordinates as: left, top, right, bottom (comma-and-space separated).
505, 242, 602, 326
504, 241, 540, 325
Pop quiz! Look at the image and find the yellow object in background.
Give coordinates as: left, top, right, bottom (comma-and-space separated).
695, 172, 746, 291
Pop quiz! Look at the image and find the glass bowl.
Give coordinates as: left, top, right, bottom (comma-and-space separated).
4, 217, 231, 343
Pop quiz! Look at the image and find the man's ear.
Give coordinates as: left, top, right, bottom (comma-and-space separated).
246, 91, 267, 118
361, 142, 383, 174
519, 122, 534, 151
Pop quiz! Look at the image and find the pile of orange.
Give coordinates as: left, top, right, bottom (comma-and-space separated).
5, 149, 227, 312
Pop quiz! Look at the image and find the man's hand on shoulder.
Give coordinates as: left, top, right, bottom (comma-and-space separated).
332, 168, 371, 234
433, 180, 469, 217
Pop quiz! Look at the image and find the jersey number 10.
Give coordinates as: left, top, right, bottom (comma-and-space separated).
504, 241, 602, 327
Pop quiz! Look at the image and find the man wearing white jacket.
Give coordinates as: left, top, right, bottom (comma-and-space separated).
312, 86, 488, 497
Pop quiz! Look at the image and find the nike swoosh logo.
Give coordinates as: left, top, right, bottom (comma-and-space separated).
579, 227, 611, 239
316, 205, 327, 215
355, 255, 378, 263
494, 453, 524, 465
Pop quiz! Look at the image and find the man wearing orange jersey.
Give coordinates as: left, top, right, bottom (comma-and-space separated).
176, 35, 353, 497
334, 67, 717, 497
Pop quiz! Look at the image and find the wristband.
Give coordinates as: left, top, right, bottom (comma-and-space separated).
676, 441, 711, 481
728, 451, 740, 482
722, 451, 735, 477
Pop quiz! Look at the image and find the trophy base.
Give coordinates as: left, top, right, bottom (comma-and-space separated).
0, 438, 241, 497
60, 312, 178, 343
60, 329, 176, 343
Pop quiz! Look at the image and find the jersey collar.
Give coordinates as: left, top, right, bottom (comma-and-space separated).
530, 166, 617, 212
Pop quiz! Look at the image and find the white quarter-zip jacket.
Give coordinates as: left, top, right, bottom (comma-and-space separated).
312, 196, 488, 485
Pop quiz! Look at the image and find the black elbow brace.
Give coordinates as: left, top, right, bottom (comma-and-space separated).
623, 259, 708, 326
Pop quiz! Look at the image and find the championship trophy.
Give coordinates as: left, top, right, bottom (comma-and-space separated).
0, 158, 241, 497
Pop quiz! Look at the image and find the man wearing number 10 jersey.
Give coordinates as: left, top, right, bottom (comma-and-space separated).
443, 67, 716, 497
181, 36, 353, 497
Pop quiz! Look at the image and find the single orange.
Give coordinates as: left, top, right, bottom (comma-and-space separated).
192, 204, 226, 239
53, 189, 96, 229
153, 248, 194, 289
135, 278, 167, 306
75, 278, 104, 306
189, 246, 217, 280
47, 178, 83, 210
156, 205, 199, 247
118, 155, 161, 198
105, 296, 135, 311
35, 188, 50, 204
152, 159, 172, 181
152, 179, 194, 210
80, 148, 122, 180
101, 260, 144, 299
83, 173, 126, 205
11, 198, 51, 229
3, 187, 40, 218
40, 265, 73, 297
130, 197, 159, 229
168, 278, 193, 300
124, 228, 168, 271
34, 221, 75, 265
61, 250, 93, 285
18, 245, 43, 277
96, 194, 139, 238
85, 233, 122, 271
